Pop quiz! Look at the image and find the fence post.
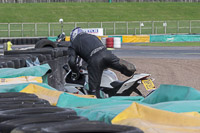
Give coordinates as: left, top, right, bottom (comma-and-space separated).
75, 22, 77, 28
35, 23, 37, 37
135, 28, 136, 35
155, 27, 157, 34
189, 20, 191, 33
126, 21, 128, 35
139, 22, 142, 34
48, 23, 51, 36
114, 22, 115, 35
152, 21, 154, 34
8, 23, 10, 37
177, 21, 179, 33
22, 23, 24, 37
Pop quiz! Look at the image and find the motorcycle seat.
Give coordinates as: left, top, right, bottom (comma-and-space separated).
110, 80, 124, 88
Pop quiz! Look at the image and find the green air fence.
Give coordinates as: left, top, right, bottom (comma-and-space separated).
56, 84, 200, 124
150, 34, 200, 42
48, 37, 58, 42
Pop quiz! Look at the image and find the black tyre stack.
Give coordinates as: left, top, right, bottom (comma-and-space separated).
0, 92, 143, 133
0, 92, 78, 133
0, 38, 47, 45
3, 47, 69, 91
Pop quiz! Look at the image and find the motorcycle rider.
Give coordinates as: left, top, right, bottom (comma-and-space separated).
56, 32, 66, 42
68, 27, 136, 98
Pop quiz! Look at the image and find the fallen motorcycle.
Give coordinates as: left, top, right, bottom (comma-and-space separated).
63, 60, 156, 98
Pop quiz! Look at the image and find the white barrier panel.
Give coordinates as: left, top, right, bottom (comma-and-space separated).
83, 28, 103, 36
114, 37, 121, 48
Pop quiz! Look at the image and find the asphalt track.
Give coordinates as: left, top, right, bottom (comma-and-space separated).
1, 44, 200, 59
112, 44, 200, 59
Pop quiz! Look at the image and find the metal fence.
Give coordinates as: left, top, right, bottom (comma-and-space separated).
0, 0, 200, 3
0, 20, 200, 37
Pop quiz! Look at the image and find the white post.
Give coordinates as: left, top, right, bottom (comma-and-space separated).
22, 23, 24, 37
155, 27, 157, 34
48, 23, 50, 36
177, 21, 179, 33
152, 21, 154, 34
135, 28, 136, 35
114, 22, 115, 35
140, 22, 144, 34
126, 22, 128, 34
8, 23, 10, 37
75, 22, 77, 28
35, 23, 37, 36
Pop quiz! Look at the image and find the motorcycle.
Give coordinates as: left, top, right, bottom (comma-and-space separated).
63, 59, 156, 98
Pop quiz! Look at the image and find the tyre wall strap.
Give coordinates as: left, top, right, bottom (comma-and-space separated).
20, 84, 63, 106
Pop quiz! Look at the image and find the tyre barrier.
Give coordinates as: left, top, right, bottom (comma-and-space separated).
11, 116, 88, 133
0, 92, 38, 98
0, 115, 87, 133
1, 55, 35, 68
105, 37, 122, 48
41, 121, 144, 133
0, 93, 144, 133
35, 39, 57, 48
0, 93, 50, 106
114, 37, 122, 48
0, 37, 47, 45
3, 47, 69, 90
0, 58, 21, 68
8, 119, 144, 133
2, 50, 57, 68
0, 103, 52, 111
0, 55, 39, 68
106, 37, 114, 48
0, 106, 77, 123
0, 98, 50, 106
4, 47, 68, 60
0, 92, 86, 133
0, 97, 50, 103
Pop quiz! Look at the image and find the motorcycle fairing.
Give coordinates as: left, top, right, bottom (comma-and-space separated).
116, 73, 150, 94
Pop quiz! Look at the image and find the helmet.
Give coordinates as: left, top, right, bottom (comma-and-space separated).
62, 32, 65, 36
70, 27, 84, 42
